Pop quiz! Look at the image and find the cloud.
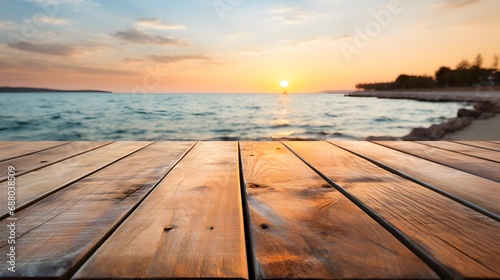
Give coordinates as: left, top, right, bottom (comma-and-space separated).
33, 15, 70, 25
0, 60, 19, 69
0, 58, 135, 76
332, 34, 351, 42
137, 18, 185, 30
267, 6, 322, 24
7, 41, 99, 56
121, 54, 210, 65
0, 21, 16, 29
113, 28, 188, 46
294, 37, 323, 46
439, 0, 483, 9
8, 41, 80, 56
27, 0, 86, 4
121, 57, 145, 64
63, 65, 135, 75
149, 54, 209, 64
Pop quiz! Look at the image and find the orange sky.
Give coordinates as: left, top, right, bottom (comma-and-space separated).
1, 0, 499, 93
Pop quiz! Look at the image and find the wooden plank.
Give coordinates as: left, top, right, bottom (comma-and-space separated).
333, 141, 500, 219
0, 142, 194, 279
286, 141, 500, 279
375, 141, 500, 182
0, 141, 151, 219
0, 141, 113, 182
0, 141, 70, 161
239, 142, 436, 279
74, 142, 248, 280
454, 141, 500, 151
0, 141, 25, 149
417, 141, 500, 163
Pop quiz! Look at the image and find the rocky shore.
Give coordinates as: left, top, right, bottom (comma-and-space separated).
347, 91, 500, 103
356, 91, 500, 141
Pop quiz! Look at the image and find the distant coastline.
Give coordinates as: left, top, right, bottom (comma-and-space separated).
0, 87, 112, 93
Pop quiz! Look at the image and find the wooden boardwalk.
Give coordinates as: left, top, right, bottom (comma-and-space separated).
0, 141, 499, 279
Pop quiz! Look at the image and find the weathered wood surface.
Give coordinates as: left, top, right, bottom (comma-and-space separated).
0, 141, 69, 161
286, 141, 500, 279
375, 141, 500, 182
0, 142, 194, 279
0, 141, 112, 182
418, 141, 500, 163
74, 142, 248, 279
0, 141, 151, 219
0, 141, 24, 149
240, 142, 436, 279
333, 141, 500, 219
0, 141, 499, 280
454, 141, 500, 151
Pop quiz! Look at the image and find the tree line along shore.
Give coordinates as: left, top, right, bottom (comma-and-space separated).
356, 54, 499, 91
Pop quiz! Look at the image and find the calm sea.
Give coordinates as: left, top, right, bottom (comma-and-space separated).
0, 92, 469, 141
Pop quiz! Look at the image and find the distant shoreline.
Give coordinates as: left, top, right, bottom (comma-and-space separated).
0, 87, 112, 93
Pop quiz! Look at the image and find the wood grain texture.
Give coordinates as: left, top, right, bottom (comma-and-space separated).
454, 141, 500, 151
0, 141, 150, 219
0, 141, 24, 149
333, 141, 500, 218
417, 141, 500, 163
0, 141, 113, 182
375, 141, 500, 182
286, 141, 500, 279
240, 142, 436, 279
74, 142, 248, 280
0, 141, 69, 161
0, 142, 194, 279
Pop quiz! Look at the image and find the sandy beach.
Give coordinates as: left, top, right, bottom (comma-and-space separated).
445, 114, 500, 140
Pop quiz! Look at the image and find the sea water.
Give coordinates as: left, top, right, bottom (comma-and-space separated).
0, 92, 469, 140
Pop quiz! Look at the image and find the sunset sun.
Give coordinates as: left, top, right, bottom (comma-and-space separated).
280, 80, 289, 88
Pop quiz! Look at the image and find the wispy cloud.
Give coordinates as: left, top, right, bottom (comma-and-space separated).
121, 57, 145, 64
113, 28, 188, 46
34, 16, 70, 25
7, 41, 99, 56
267, 6, 322, 24
121, 54, 209, 65
137, 18, 185, 30
332, 34, 351, 42
0, 58, 135, 76
294, 37, 323, 46
0, 21, 16, 29
27, 0, 86, 4
149, 54, 209, 64
8, 41, 79, 56
438, 0, 483, 9
0, 60, 19, 69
